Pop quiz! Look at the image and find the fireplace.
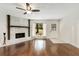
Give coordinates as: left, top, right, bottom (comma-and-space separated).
15, 33, 25, 38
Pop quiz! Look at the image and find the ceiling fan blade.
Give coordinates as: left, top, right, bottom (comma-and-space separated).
24, 12, 27, 14
32, 9, 40, 12
16, 7, 26, 11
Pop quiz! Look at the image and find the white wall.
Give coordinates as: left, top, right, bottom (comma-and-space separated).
0, 8, 8, 46
9, 16, 31, 44
30, 20, 59, 39
60, 10, 79, 48
0, 8, 32, 47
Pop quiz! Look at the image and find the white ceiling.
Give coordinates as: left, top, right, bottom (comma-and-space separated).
0, 3, 79, 19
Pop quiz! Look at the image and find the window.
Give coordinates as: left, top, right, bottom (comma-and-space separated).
51, 24, 56, 31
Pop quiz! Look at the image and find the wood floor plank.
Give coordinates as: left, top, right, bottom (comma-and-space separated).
0, 39, 79, 56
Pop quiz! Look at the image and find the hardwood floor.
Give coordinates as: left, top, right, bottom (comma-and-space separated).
0, 39, 79, 56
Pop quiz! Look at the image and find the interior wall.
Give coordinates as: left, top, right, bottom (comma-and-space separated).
0, 9, 7, 46
0, 8, 32, 47
60, 10, 79, 48
30, 20, 60, 39
9, 16, 30, 44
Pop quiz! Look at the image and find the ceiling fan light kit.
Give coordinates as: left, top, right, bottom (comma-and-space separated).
16, 3, 40, 15
27, 11, 32, 14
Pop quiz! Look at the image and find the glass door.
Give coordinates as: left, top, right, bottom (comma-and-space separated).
35, 23, 43, 36
32, 23, 46, 37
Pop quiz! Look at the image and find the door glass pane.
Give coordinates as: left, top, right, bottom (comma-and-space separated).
35, 23, 43, 36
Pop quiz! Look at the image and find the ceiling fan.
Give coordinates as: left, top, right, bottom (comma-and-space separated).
16, 3, 40, 14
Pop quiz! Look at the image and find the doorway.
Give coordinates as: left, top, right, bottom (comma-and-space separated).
35, 23, 43, 36
32, 23, 46, 37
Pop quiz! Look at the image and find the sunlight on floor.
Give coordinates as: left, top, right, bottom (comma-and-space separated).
34, 39, 46, 51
